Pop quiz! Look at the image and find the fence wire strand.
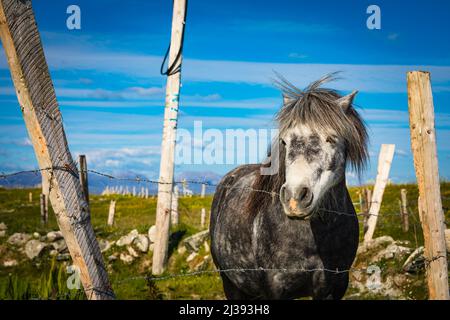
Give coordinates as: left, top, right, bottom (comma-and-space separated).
0, 167, 448, 291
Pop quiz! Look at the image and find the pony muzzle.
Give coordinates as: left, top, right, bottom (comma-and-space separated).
280, 185, 314, 219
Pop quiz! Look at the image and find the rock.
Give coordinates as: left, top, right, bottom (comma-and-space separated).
116, 229, 139, 247
49, 250, 58, 257
393, 274, 409, 287
0, 222, 7, 231
133, 235, 149, 253
148, 225, 157, 243
381, 275, 403, 298
24, 240, 47, 259
194, 259, 208, 271
371, 243, 411, 263
186, 252, 198, 263
56, 253, 71, 261
0, 230, 6, 238
403, 246, 425, 273
182, 230, 210, 253
7, 233, 32, 246
149, 243, 154, 252
33, 232, 40, 239
127, 246, 139, 258
120, 252, 134, 264
99, 239, 112, 253
357, 236, 394, 255
108, 254, 118, 262
177, 245, 187, 255
3, 259, 18, 267
52, 239, 68, 253
46, 231, 63, 242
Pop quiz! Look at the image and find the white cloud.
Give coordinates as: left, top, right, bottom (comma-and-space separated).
3, 43, 450, 93
288, 52, 308, 59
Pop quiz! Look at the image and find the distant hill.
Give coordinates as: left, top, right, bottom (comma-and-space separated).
0, 170, 223, 195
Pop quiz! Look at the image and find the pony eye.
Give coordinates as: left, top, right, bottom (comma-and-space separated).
326, 136, 336, 144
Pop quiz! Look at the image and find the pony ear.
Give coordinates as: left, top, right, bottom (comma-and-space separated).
336, 90, 358, 111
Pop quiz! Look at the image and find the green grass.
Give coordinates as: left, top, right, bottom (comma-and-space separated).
0, 183, 449, 300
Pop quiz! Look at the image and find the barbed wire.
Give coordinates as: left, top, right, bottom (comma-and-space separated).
114, 253, 447, 285
1, 166, 447, 299
1, 167, 446, 223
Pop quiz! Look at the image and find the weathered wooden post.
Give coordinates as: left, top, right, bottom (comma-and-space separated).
79, 155, 89, 206
40, 193, 48, 225
28, 192, 32, 203
362, 188, 372, 234
171, 185, 179, 226
0, 0, 113, 299
400, 189, 409, 232
153, 0, 187, 275
364, 144, 395, 243
201, 183, 206, 198
201, 208, 206, 228
107, 200, 116, 227
407, 71, 449, 300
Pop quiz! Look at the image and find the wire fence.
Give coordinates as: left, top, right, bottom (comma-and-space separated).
0, 166, 448, 296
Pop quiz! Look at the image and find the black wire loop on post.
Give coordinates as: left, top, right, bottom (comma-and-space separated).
160, 0, 188, 76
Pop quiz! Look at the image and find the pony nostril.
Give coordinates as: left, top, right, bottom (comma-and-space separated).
298, 187, 308, 201
298, 187, 313, 207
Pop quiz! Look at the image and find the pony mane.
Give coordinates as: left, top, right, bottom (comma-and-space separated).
246, 73, 368, 217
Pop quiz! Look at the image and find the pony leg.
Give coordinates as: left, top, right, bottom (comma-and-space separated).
221, 274, 254, 300
311, 273, 349, 300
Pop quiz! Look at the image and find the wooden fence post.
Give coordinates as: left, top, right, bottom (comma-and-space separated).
79, 155, 89, 206
0, 0, 113, 299
28, 192, 32, 203
362, 188, 372, 234
40, 193, 48, 225
364, 144, 396, 243
171, 185, 179, 226
201, 208, 206, 228
201, 183, 206, 198
407, 71, 449, 300
153, 0, 187, 275
400, 189, 409, 232
107, 200, 116, 227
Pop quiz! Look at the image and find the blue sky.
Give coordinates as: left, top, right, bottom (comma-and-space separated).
1, 0, 450, 185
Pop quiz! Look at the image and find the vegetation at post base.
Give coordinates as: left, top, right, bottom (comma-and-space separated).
0, 183, 449, 300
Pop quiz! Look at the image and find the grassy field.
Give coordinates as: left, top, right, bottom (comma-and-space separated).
0, 182, 449, 300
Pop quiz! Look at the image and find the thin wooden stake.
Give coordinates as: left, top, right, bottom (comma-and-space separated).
28, 192, 32, 203
400, 189, 409, 232
107, 200, 116, 227
364, 144, 395, 243
407, 71, 449, 300
362, 188, 372, 234
201, 208, 206, 228
79, 155, 89, 206
153, 0, 187, 275
40, 193, 48, 225
0, 0, 113, 299
201, 183, 206, 198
